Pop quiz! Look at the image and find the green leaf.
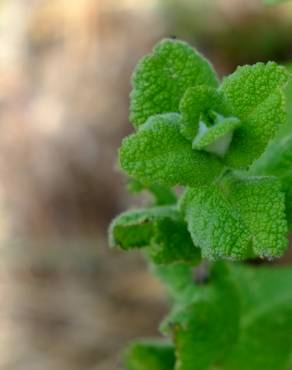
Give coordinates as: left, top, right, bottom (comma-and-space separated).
148, 214, 201, 265
109, 205, 200, 264
220, 62, 288, 168
179, 173, 288, 260
109, 207, 165, 250
160, 262, 240, 370
249, 67, 292, 228
179, 86, 228, 141
130, 39, 218, 128
224, 264, 292, 370
119, 113, 223, 187
123, 340, 175, 370
250, 134, 292, 229
192, 115, 241, 157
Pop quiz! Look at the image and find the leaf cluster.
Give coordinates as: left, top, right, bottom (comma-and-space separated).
108, 38, 292, 370
117, 38, 290, 261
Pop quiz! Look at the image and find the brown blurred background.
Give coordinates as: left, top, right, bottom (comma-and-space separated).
0, 0, 292, 369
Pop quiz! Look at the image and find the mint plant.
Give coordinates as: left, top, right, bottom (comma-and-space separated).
109, 39, 292, 370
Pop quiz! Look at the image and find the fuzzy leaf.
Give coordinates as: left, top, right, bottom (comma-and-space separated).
160, 262, 240, 370
179, 86, 228, 141
250, 134, 292, 229
119, 113, 223, 187
192, 115, 241, 157
130, 39, 218, 128
250, 68, 292, 228
179, 174, 288, 260
123, 340, 175, 370
109, 205, 200, 264
220, 62, 288, 168
109, 207, 171, 250
148, 215, 201, 265
224, 264, 292, 370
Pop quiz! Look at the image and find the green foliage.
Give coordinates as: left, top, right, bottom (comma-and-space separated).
130, 39, 218, 128
109, 38, 292, 370
250, 66, 292, 228
179, 173, 287, 260
250, 134, 292, 229
179, 86, 229, 141
224, 264, 292, 370
120, 113, 224, 187
192, 115, 241, 157
109, 205, 200, 264
220, 62, 288, 168
123, 340, 175, 370
160, 262, 240, 370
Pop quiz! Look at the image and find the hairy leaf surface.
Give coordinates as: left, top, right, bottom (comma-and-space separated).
179, 174, 288, 260
192, 115, 241, 157
250, 68, 292, 228
250, 134, 292, 229
130, 39, 218, 128
109, 205, 200, 264
120, 113, 223, 187
220, 62, 288, 168
179, 86, 228, 141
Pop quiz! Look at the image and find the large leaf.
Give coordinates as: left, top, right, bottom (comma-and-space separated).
250, 66, 292, 228
160, 262, 240, 370
220, 62, 288, 168
224, 264, 292, 370
179, 173, 288, 260
119, 113, 223, 187
130, 39, 218, 128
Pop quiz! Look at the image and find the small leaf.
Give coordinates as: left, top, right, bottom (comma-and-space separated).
130, 39, 218, 128
109, 206, 177, 250
160, 262, 240, 370
179, 86, 228, 141
220, 62, 288, 168
192, 115, 241, 157
109, 205, 200, 265
119, 113, 223, 187
179, 173, 288, 260
123, 340, 175, 370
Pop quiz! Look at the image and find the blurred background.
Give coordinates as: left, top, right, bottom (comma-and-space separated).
0, 0, 292, 369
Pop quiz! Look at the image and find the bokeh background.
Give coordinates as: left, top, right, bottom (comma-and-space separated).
0, 0, 292, 369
